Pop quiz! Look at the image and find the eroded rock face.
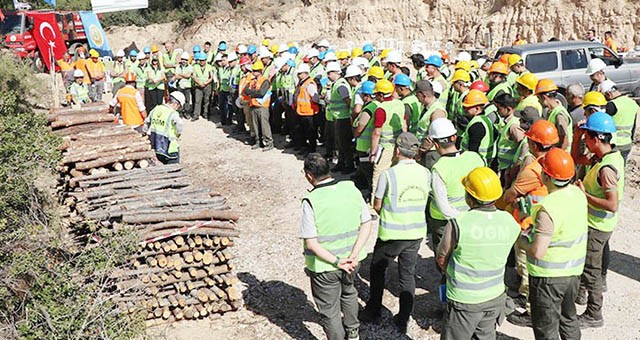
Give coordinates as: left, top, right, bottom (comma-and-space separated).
107, 0, 640, 50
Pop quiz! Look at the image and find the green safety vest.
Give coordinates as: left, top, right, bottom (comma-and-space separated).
584, 151, 625, 232
510, 71, 529, 100
193, 63, 213, 83
416, 68, 428, 83
506, 71, 518, 87
303, 180, 366, 273
515, 94, 542, 116
231, 65, 242, 90
446, 208, 520, 304
134, 64, 147, 89
148, 104, 180, 156
453, 90, 469, 136
546, 105, 573, 152
327, 78, 351, 120
350, 83, 361, 113
355, 101, 378, 153
146, 66, 165, 90
610, 95, 638, 150
402, 94, 423, 134
496, 115, 522, 170
379, 161, 431, 241
175, 64, 193, 89
461, 113, 496, 164
369, 56, 380, 68
429, 151, 485, 220
69, 82, 89, 103
162, 50, 179, 72
527, 185, 588, 277
310, 62, 325, 80
206, 50, 214, 64
126, 59, 139, 72
218, 66, 232, 92
433, 75, 450, 105
378, 99, 407, 149
487, 81, 513, 101
112, 61, 126, 84
445, 89, 460, 121
415, 101, 446, 140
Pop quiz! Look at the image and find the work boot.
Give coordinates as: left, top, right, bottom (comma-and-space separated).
578, 313, 604, 328
507, 311, 532, 328
262, 144, 274, 152
575, 287, 587, 305
512, 294, 527, 309
392, 314, 408, 334
345, 327, 359, 340
190, 115, 199, 121
245, 137, 257, 146
251, 143, 261, 150
358, 308, 381, 324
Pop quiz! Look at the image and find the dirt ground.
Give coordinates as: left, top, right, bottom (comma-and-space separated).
147, 117, 640, 340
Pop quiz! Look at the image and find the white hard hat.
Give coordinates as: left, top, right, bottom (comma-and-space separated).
428, 118, 457, 139
116, 49, 125, 57
317, 39, 330, 48
136, 52, 146, 60
274, 57, 287, 70
258, 46, 270, 58
259, 50, 273, 59
227, 52, 238, 62
477, 58, 487, 67
430, 80, 443, 95
277, 44, 288, 53
297, 63, 310, 74
307, 48, 320, 58
384, 50, 402, 64
600, 79, 617, 93
73, 69, 84, 78
345, 65, 362, 78
352, 57, 368, 69
237, 44, 248, 54
324, 52, 337, 62
586, 58, 607, 75
456, 51, 472, 62
180, 51, 189, 60
326, 61, 341, 73
170, 91, 186, 106
214, 53, 224, 62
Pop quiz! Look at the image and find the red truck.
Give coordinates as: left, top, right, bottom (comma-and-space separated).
0, 9, 89, 71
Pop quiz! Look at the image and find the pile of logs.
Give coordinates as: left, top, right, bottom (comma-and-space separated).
53, 104, 242, 323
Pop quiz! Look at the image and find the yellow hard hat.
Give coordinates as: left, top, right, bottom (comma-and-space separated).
461, 166, 503, 202
367, 66, 384, 80
336, 50, 349, 60
582, 91, 607, 108
252, 60, 264, 71
508, 54, 523, 67
262, 39, 271, 47
270, 44, 279, 54
374, 79, 394, 95
516, 72, 539, 91
451, 69, 471, 83
380, 48, 391, 59
470, 60, 479, 69
454, 60, 471, 72
287, 42, 296, 48
89, 49, 99, 58
351, 47, 363, 59
151, 45, 159, 53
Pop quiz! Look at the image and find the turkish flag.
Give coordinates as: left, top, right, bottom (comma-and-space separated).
30, 13, 67, 71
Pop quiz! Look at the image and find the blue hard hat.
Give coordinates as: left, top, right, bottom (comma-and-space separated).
195, 52, 207, 61
581, 111, 616, 134
247, 45, 257, 54
358, 81, 376, 95
288, 46, 298, 55
318, 51, 327, 60
363, 43, 375, 53
393, 73, 412, 87
193, 44, 202, 53
143, 46, 151, 54
286, 59, 296, 67
129, 50, 138, 57
218, 42, 227, 51
425, 54, 443, 67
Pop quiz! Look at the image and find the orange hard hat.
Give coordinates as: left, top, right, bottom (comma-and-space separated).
488, 61, 509, 75
535, 78, 559, 95
124, 72, 136, 82
525, 119, 559, 146
499, 53, 510, 65
462, 89, 489, 108
539, 147, 575, 180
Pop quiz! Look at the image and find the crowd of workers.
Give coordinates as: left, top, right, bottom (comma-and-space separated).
59, 34, 636, 339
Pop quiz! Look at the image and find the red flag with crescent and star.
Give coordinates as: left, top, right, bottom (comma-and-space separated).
30, 13, 67, 71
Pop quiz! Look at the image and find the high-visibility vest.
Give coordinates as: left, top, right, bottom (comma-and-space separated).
446, 208, 520, 304
416, 68, 428, 82
175, 64, 193, 89
445, 89, 460, 121
546, 105, 573, 152
309, 62, 325, 80
193, 64, 213, 83
378, 99, 407, 149
402, 94, 423, 134
303, 180, 366, 273
433, 75, 450, 105
239, 72, 254, 101
327, 78, 351, 120
453, 90, 469, 136
85, 59, 105, 81
69, 82, 90, 103
111, 61, 126, 84
146, 66, 165, 90
379, 161, 431, 241
416, 101, 446, 140
134, 64, 147, 89
162, 50, 179, 72
497, 115, 522, 170
355, 101, 378, 153
249, 75, 271, 108
511, 155, 548, 229
515, 94, 542, 116
368, 56, 380, 68
116, 85, 144, 126
148, 104, 180, 158
461, 114, 496, 164
487, 81, 513, 101
295, 77, 319, 116
610, 95, 638, 150
429, 151, 485, 220
527, 185, 588, 277
126, 59, 138, 73
506, 71, 518, 87
584, 151, 625, 232
218, 66, 232, 92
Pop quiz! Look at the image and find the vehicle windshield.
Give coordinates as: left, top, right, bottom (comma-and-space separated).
0, 14, 24, 35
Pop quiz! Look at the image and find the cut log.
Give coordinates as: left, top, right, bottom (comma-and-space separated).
138, 159, 149, 168
124, 208, 239, 224
51, 114, 116, 128
113, 162, 124, 171
75, 150, 156, 171
124, 160, 135, 170
52, 122, 115, 136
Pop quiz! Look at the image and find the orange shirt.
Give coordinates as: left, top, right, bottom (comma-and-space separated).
74, 59, 90, 84
85, 59, 106, 81
605, 38, 618, 53
512, 157, 548, 229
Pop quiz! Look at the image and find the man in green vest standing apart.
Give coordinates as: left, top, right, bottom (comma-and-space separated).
601, 79, 639, 163
437, 166, 520, 339
144, 92, 185, 164
360, 132, 430, 334
301, 153, 372, 340
517, 147, 587, 339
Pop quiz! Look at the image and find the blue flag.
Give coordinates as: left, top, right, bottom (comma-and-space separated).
78, 11, 112, 57
44, 0, 56, 7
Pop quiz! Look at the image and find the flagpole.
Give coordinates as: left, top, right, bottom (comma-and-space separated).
50, 44, 59, 108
